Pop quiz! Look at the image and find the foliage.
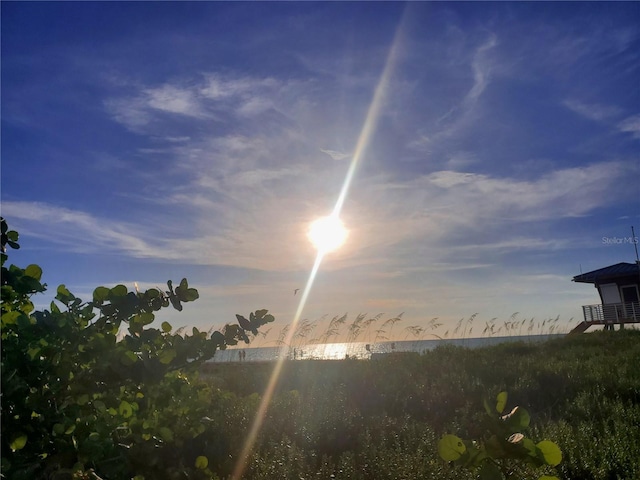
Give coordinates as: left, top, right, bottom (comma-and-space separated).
0, 218, 274, 479
437, 391, 562, 480
201, 331, 639, 479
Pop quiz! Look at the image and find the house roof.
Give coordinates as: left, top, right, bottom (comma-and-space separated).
573, 262, 640, 284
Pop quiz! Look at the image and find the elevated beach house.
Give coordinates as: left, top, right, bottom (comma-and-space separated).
571, 261, 640, 333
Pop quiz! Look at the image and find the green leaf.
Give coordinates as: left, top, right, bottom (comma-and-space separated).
522, 438, 538, 457
27, 347, 41, 360
119, 400, 133, 418
537, 440, 562, 466
93, 286, 110, 303
57, 284, 73, 298
496, 391, 508, 414
159, 427, 174, 442
539, 476, 560, 480
438, 434, 466, 461
2, 311, 21, 325
195, 455, 209, 469
10, 434, 27, 452
159, 348, 176, 365
174, 278, 199, 303
110, 284, 128, 298
24, 264, 43, 281
138, 312, 155, 325
161, 321, 172, 333
121, 351, 139, 366
211, 331, 225, 346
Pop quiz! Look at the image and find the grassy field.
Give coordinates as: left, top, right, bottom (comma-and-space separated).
200, 330, 640, 480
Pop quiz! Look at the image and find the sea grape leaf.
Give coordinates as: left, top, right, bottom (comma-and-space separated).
24, 264, 43, 280
109, 284, 128, 298
496, 391, 508, 414
119, 401, 133, 418
195, 456, 209, 469
175, 278, 199, 302
537, 440, 562, 466
159, 348, 176, 365
438, 434, 466, 461
159, 427, 173, 442
522, 438, 538, 458
93, 286, 110, 303
2, 311, 21, 325
10, 434, 27, 452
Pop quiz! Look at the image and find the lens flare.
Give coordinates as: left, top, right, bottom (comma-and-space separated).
308, 215, 348, 253
230, 8, 409, 479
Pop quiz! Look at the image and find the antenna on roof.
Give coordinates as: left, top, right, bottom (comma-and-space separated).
632, 226, 639, 264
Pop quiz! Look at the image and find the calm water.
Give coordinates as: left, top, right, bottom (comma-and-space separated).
208, 334, 563, 363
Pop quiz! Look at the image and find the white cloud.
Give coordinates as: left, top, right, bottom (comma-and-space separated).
144, 85, 204, 117
467, 33, 498, 105
563, 99, 621, 121
617, 114, 640, 139
104, 97, 150, 130
320, 149, 351, 161
200, 74, 278, 99
1, 201, 167, 258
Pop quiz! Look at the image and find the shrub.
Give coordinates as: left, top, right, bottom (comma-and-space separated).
0, 218, 274, 479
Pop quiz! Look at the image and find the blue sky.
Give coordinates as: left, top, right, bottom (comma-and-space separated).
2, 2, 639, 343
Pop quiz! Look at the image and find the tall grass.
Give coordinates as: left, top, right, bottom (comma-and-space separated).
200, 330, 640, 479
252, 312, 574, 356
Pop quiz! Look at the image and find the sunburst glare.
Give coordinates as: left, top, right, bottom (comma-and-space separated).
231, 7, 408, 479
308, 215, 348, 254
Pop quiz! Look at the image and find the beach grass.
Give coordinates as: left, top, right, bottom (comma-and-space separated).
200, 329, 640, 479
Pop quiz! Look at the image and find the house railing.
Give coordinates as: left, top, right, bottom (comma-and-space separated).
581, 302, 640, 323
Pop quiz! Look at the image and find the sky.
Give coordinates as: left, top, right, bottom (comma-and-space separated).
2, 2, 639, 345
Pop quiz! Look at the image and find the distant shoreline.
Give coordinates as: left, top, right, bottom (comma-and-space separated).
206, 333, 564, 363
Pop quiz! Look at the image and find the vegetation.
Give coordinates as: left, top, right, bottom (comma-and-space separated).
201, 331, 640, 479
3, 218, 639, 479
1, 218, 274, 479
438, 391, 562, 480
264, 311, 571, 353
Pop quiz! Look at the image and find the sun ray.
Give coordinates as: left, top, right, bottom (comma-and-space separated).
230, 9, 409, 479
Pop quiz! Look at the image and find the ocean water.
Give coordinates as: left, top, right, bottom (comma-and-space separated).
208, 334, 563, 363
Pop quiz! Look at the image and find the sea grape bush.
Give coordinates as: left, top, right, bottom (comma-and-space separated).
438, 391, 562, 480
0, 218, 274, 479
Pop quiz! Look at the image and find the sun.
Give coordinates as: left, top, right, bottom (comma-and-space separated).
307, 215, 348, 253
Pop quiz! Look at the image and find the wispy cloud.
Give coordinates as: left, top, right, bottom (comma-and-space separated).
320, 149, 351, 161
617, 114, 640, 139
563, 99, 621, 121
2, 201, 167, 258
145, 84, 207, 117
